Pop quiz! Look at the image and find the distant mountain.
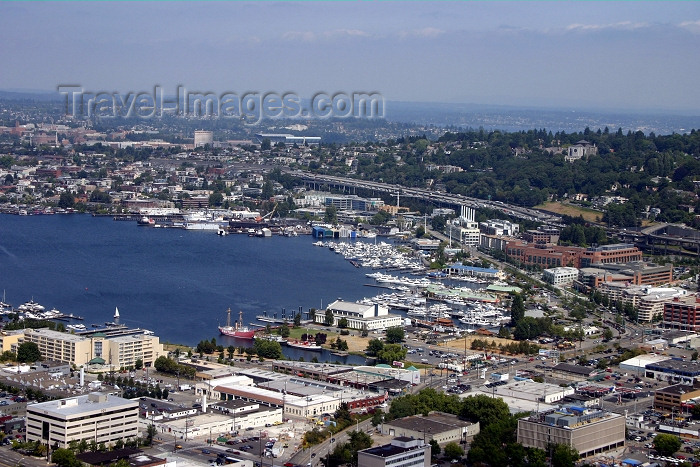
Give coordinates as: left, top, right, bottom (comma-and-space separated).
0, 89, 61, 101
384, 100, 700, 135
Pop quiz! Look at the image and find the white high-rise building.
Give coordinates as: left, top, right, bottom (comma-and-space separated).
194, 130, 214, 148
26, 393, 139, 448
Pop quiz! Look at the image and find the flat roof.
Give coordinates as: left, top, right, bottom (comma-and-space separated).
384, 412, 473, 435
362, 443, 423, 458
619, 354, 670, 368
656, 383, 700, 396
552, 363, 597, 376
493, 381, 572, 399
29, 393, 138, 418
647, 360, 700, 374
469, 390, 556, 414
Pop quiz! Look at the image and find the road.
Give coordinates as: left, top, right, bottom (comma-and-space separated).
287, 418, 374, 467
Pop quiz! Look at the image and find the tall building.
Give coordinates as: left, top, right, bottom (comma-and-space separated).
26, 393, 139, 448
358, 437, 430, 467
22, 328, 165, 368
517, 407, 625, 458
194, 130, 214, 148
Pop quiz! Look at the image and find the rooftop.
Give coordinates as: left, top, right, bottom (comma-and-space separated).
28, 393, 138, 418
384, 411, 474, 435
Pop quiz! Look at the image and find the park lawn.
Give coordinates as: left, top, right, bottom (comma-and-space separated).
535, 201, 601, 223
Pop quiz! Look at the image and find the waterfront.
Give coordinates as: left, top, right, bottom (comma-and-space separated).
0, 214, 373, 353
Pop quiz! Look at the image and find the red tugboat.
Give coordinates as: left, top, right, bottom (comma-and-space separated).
219, 309, 255, 339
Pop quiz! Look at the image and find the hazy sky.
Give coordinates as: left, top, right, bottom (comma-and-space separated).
1, 1, 699, 112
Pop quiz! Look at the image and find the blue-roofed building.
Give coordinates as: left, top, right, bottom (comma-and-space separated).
444, 263, 504, 280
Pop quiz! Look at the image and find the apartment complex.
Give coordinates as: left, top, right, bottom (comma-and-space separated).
22, 328, 165, 368
26, 393, 139, 449
357, 437, 430, 467
596, 283, 687, 322
517, 407, 625, 458
664, 295, 700, 331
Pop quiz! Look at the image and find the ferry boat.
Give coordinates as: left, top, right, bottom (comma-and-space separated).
285, 340, 322, 351
219, 309, 255, 339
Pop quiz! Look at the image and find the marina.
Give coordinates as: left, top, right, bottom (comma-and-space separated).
0, 213, 510, 354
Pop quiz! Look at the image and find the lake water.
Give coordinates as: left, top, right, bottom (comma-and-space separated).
0, 214, 379, 363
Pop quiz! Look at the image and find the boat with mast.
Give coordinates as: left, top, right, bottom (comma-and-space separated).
219, 309, 255, 339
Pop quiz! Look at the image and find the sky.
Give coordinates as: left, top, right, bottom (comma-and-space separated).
1, 1, 700, 113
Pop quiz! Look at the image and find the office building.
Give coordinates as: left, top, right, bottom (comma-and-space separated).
517, 407, 624, 458
254, 133, 321, 146
579, 244, 642, 267
26, 393, 139, 448
543, 267, 579, 286
357, 437, 430, 467
318, 301, 402, 331
664, 295, 700, 331
22, 328, 165, 368
380, 412, 479, 445
597, 283, 686, 322
577, 262, 672, 291
653, 383, 700, 412
194, 130, 214, 148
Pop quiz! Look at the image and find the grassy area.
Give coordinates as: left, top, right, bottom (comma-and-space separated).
535, 201, 601, 223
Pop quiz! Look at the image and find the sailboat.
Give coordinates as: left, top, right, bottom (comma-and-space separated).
219, 309, 255, 339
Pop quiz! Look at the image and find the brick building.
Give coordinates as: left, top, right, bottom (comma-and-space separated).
664, 295, 700, 331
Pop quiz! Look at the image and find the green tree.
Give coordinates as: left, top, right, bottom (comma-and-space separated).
253, 339, 283, 359
58, 192, 75, 208
366, 338, 384, 356
460, 394, 511, 429
324, 309, 334, 326
603, 328, 614, 341
551, 443, 580, 467
17, 341, 41, 363
429, 439, 440, 457
376, 344, 407, 364
261, 180, 274, 200
338, 317, 348, 329
653, 433, 682, 456
280, 322, 290, 338
443, 442, 464, 460
510, 294, 525, 327
134, 358, 143, 370
415, 225, 425, 238
294, 312, 301, 327
324, 204, 338, 224
431, 215, 447, 231
260, 138, 271, 151
146, 424, 157, 446
51, 448, 81, 467
208, 192, 224, 207
385, 326, 404, 344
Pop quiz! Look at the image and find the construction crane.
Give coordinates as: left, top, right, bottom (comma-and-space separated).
255, 202, 278, 222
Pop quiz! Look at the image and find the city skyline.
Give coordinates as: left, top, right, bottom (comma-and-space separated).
1, 2, 700, 114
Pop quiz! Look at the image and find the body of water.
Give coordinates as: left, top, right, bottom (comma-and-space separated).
0, 214, 375, 364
